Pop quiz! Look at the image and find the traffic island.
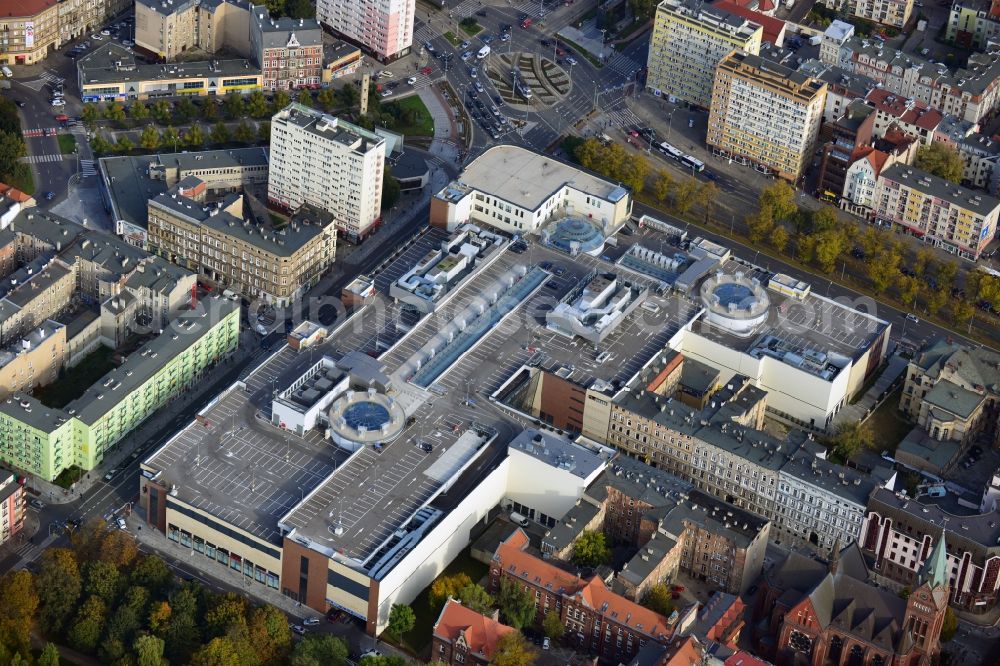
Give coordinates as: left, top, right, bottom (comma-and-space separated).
485, 52, 571, 110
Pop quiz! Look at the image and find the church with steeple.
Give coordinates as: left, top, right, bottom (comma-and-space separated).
755, 534, 950, 666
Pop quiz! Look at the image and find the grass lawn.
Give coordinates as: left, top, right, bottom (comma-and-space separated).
460, 20, 483, 37
443, 31, 461, 46
401, 551, 489, 655
7, 166, 35, 195
57, 133, 77, 154
865, 387, 913, 455
35, 346, 117, 409
391, 95, 435, 137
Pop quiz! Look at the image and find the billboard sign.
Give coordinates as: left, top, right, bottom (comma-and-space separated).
24, 22, 34, 49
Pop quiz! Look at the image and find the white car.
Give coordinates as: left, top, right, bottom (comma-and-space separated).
101, 29, 110, 36
475, 81, 484, 93
461, 51, 472, 61
116, 517, 127, 530
381, 89, 393, 97
407, 76, 417, 85
50, 99, 66, 107
302, 618, 320, 626
565, 56, 578, 66
905, 313, 920, 323
104, 468, 118, 481
92, 34, 103, 40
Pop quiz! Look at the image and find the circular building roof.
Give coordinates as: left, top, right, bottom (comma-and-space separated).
327, 389, 405, 447
542, 217, 606, 256
699, 271, 770, 337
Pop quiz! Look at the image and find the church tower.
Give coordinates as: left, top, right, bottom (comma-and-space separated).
903, 530, 951, 661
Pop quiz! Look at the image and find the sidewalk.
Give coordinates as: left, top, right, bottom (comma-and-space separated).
420, 85, 464, 163
832, 350, 908, 429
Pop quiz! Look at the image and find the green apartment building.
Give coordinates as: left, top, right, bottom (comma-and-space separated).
0, 296, 239, 481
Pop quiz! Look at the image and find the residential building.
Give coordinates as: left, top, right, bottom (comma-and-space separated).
0, 184, 35, 232
491, 529, 678, 662
819, 20, 855, 68
712, 1, 786, 46
956, 132, 1000, 192
873, 163, 1000, 260
268, 104, 386, 242
817, 99, 876, 200
707, 50, 827, 181
863, 488, 1000, 611
0, 320, 67, 399
947, 0, 1000, 49
0, 0, 60, 66
134, 0, 251, 62
432, 600, 514, 666
690, 593, 746, 651
430, 144, 632, 235
842, 147, 894, 217
629, 636, 707, 666
866, 88, 945, 145
756, 541, 948, 666
98, 147, 270, 246
321, 39, 362, 83
147, 182, 337, 305
315, 0, 413, 62
0, 296, 238, 481
249, 6, 322, 91
852, 0, 913, 28
646, 0, 763, 109
0, 258, 75, 346
0, 472, 24, 546
78, 43, 261, 103
803, 63, 878, 124
899, 338, 1000, 444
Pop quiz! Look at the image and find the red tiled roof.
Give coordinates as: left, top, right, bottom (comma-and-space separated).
576, 577, 675, 640
433, 600, 514, 660
658, 636, 704, 666
495, 529, 583, 596
1, 0, 57, 18
724, 651, 773, 666
0, 183, 32, 203
713, 1, 785, 45
866, 89, 943, 130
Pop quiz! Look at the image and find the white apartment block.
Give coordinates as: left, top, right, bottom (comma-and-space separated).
852, 0, 914, 28
316, 0, 413, 62
268, 104, 386, 242
707, 51, 827, 181
646, 0, 763, 109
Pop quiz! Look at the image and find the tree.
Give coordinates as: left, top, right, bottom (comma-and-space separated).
359, 656, 406, 666
290, 635, 348, 666
84, 559, 121, 604
746, 209, 775, 244
936, 260, 958, 290
185, 122, 205, 148
641, 584, 675, 617
37, 644, 60, 666
759, 180, 797, 222
140, 124, 161, 151
135, 635, 167, 666
247, 91, 270, 119
628, 0, 658, 20
224, 93, 245, 120
316, 87, 336, 111
148, 600, 172, 636
866, 246, 901, 294
210, 121, 231, 145
272, 90, 291, 113
457, 583, 494, 616
542, 610, 564, 640
191, 637, 241, 666
82, 103, 100, 127
202, 98, 219, 121
617, 154, 650, 194
771, 224, 790, 253
824, 421, 874, 460
0, 570, 38, 656
164, 587, 202, 663
652, 169, 673, 203
386, 603, 415, 641
160, 127, 181, 152
572, 530, 611, 567
697, 181, 720, 221
247, 604, 293, 666
337, 82, 358, 108
573, 138, 602, 170
130, 101, 149, 120
257, 121, 271, 143
115, 135, 134, 154
89, 133, 112, 155
68, 596, 107, 653
489, 631, 536, 666
671, 176, 700, 215
497, 578, 535, 630
429, 573, 473, 610
913, 247, 932, 277
813, 228, 847, 274
36, 548, 81, 635
152, 100, 174, 125
286, 0, 314, 19
205, 593, 248, 639
926, 287, 949, 316
950, 299, 974, 326
381, 166, 401, 210
297, 89, 314, 108
940, 606, 958, 642
915, 142, 964, 183
176, 97, 198, 122
234, 120, 255, 143
131, 555, 173, 597
896, 274, 919, 310
104, 103, 127, 123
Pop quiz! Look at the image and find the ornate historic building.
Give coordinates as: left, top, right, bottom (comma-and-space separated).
756, 538, 949, 666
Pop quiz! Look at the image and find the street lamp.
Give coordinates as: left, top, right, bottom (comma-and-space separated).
666, 110, 675, 140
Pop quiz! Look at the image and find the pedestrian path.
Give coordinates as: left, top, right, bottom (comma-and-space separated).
605, 51, 641, 79
605, 104, 643, 130
23, 127, 59, 138
80, 159, 96, 177
20, 154, 66, 164
41, 70, 64, 85
452, 0, 538, 18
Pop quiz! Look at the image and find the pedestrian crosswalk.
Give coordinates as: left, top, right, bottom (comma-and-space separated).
604, 104, 643, 131
41, 70, 65, 85
20, 154, 66, 164
414, 24, 436, 46
22, 127, 59, 138
80, 159, 96, 177
605, 51, 641, 79
452, 0, 539, 18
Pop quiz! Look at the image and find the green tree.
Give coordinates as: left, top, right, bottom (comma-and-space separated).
135, 635, 167, 666
191, 637, 241, 666
160, 127, 181, 152
913, 247, 932, 277
457, 583, 494, 616
573, 138, 602, 169
759, 180, 797, 222
164, 587, 202, 663
489, 632, 536, 666
866, 246, 901, 294
359, 656, 406, 666
652, 169, 673, 203
152, 100, 174, 125
386, 603, 416, 641
747, 209, 775, 244
628, 0, 658, 20
618, 154, 650, 194
641, 583, 675, 617
915, 142, 964, 183
429, 573, 473, 610
36, 548, 81, 635
316, 87, 336, 111
896, 274, 919, 310
140, 124, 161, 151
148, 600, 172, 636
671, 176, 700, 215
104, 103, 127, 123
68, 596, 107, 653
0, 570, 38, 656
337, 82, 358, 108
37, 644, 60, 666
824, 421, 874, 460
224, 93, 245, 120
940, 606, 958, 642
572, 530, 611, 567
290, 635, 348, 666
926, 287, 949, 316
381, 166, 401, 210
272, 90, 291, 113
205, 593, 248, 639
497, 577, 535, 630
950, 299, 975, 326
202, 98, 219, 121
84, 559, 121, 604
185, 122, 205, 148
130, 100, 149, 120
82, 103, 100, 127
542, 610, 564, 640
297, 89, 314, 108
90, 133, 112, 155
813, 228, 847, 274
771, 224, 790, 253
257, 121, 271, 143
246, 91, 270, 119
115, 135, 134, 154
697, 181, 720, 222
247, 604, 293, 666
210, 121, 231, 145
234, 120, 255, 143
936, 260, 958, 290
176, 97, 198, 122
131, 555, 173, 597
286, 0, 314, 18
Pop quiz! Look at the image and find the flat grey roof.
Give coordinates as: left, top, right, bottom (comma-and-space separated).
79, 43, 258, 85
6, 262, 73, 308
0, 393, 70, 433
780, 448, 878, 505
443, 144, 628, 213
662, 489, 769, 548
10, 209, 84, 250
274, 104, 384, 153
509, 429, 607, 480
880, 163, 1000, 214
